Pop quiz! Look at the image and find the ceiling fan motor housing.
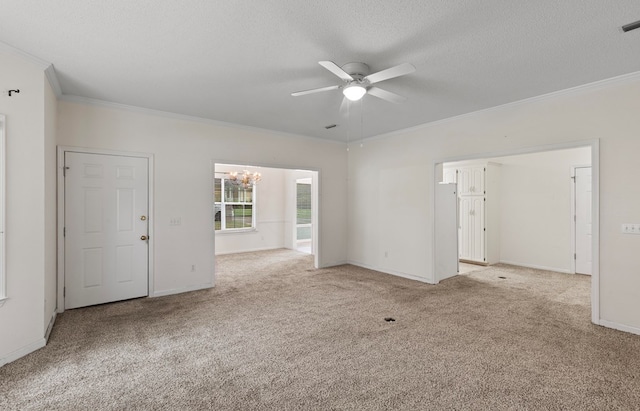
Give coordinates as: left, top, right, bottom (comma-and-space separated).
341, 62, 370, 83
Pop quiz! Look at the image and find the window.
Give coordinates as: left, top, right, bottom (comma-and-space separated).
214, 174, 255, 231
0, 115, 5, 300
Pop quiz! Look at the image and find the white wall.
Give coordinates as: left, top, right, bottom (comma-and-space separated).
214, 165, 287, 255
0, 50, 48, 364
57, 100, 348, 296
348, 73, 640, 331
496, 148, 590, 272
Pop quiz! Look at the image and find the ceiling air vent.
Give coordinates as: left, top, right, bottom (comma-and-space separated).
622, 19, 640, 33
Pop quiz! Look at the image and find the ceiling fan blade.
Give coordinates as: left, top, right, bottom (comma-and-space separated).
367, 86, 407, 104
291, 84, 340, 97
319, 61, 354, 82
364, 63, 415, 84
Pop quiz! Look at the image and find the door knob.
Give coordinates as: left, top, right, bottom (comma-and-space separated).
140, 215, 147, 221
140, 235, 148, 241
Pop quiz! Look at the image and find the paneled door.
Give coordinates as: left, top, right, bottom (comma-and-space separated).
575, 167, 592, 275
459, 196, 485, 262
64, 152, 149, 309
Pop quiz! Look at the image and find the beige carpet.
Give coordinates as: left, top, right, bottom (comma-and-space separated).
1, 249, 640, 410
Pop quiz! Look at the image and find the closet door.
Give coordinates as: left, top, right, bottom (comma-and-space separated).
459, 196, 472, 259
457, 168, 471, 195
459, 196, 486, 262
470, 167, 485, 194
470, 197, 485, 262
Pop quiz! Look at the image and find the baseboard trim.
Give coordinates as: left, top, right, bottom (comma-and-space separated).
0, 338, 46, 368
598, 319, 640, 336
151, 282, 213, 298
215, 246, 282, 255
348, 261, 435, 284
45, 311, 57, 342
499, 260, 572, 274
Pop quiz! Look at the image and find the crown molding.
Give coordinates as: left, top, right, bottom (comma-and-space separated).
0, 40, 50, 69
362, 69, 640, 143
44, 65, 62, 97
59, 94, 345, 145
0, 41, 62, 98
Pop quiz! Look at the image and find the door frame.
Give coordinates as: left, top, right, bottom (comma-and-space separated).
570, 164, 592, 274
433, 139, 600, 325
57, 146, 155, 313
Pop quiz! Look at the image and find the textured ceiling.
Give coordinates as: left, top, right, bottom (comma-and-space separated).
1, 1, 639, 141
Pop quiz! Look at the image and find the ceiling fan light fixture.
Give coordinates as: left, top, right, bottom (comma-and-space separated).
343, 84, 367, 101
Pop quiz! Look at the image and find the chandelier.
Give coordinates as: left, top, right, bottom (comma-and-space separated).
228, 170, 262, 189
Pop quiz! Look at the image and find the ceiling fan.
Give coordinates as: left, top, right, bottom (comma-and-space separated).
291, 61, 415, 104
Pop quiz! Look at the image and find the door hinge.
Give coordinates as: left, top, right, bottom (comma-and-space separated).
63, 227, 66, 237
574, 215, 576, 222
63, 287, 66, 297
484, 228, 486, 231
574, 253, 577, 260
63, 166, 70, 177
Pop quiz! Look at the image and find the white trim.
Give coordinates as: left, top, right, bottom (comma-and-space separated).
60, 94, 346, 145
215, 246, 285, 256
150, 282, 213, 298
591, 140, 600, 324
44, 312, 57, 342
44, 65, 62, 97
0, 40, 52, 69
358, 70, 640, 144
0, 115, 5, 300
498, 261, 572, 274
433, 139, 600, 326
598, 319, 640, 336
348, 260, 435, 285
0, 338, 46, 368
57, 146, 155, 313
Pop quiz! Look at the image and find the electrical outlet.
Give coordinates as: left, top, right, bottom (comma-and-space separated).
621, 223, 640, 234
170, 217, 182, 226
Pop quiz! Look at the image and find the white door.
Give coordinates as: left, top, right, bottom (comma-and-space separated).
442, 168, 457, 184
459, 196, 485, 263
470, 196, 485, 262
435, 183, 458, 281
575, 167, 592, 275
65, 152, 149, 309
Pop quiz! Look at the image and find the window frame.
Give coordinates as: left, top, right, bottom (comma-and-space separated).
214, 173, 257, 233
0, 115, 6, 302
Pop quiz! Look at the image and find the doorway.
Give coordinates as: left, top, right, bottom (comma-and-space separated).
213, 164, 319, 267
58, 148, 154, 310
433, 141, 599, 322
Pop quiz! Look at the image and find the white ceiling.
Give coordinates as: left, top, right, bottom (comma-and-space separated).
1, 1, 639, 141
